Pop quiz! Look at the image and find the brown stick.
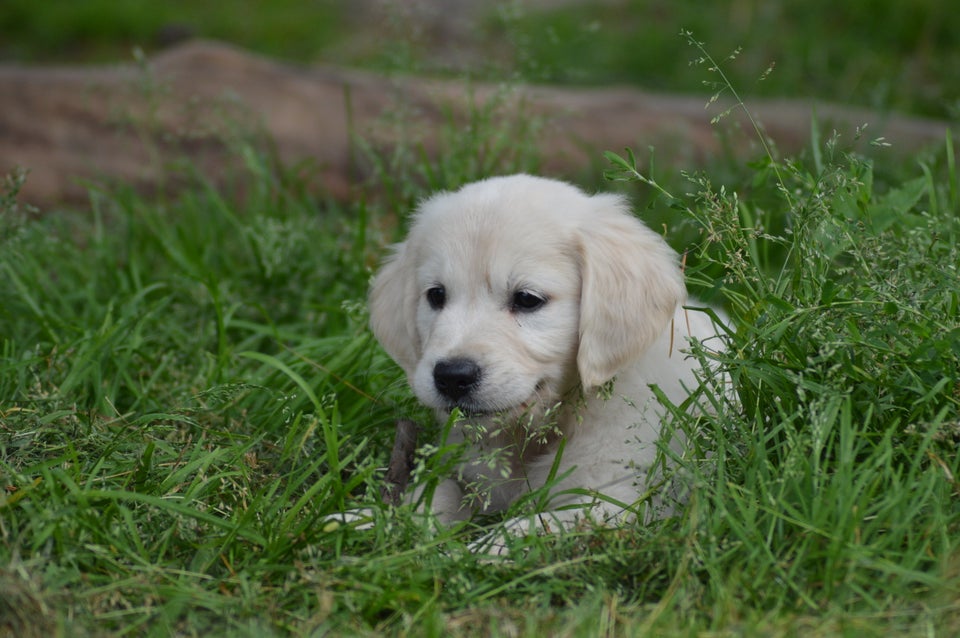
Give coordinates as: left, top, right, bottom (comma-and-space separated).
380, 419, 419, 506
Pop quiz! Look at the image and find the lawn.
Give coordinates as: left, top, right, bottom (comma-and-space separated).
2, 3, 960, 636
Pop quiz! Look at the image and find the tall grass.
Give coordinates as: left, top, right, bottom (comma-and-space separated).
2, 42, 960, 638
603, 39, 960, 626
492, 0, 960, 119
0, 152, 395, 635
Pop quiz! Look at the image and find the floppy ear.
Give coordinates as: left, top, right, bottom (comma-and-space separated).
369, 241, 420, 376
576, 195, 686, 388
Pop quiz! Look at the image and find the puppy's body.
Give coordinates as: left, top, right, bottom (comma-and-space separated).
370, 175, 721, 533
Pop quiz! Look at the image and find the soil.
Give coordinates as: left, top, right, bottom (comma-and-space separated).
1, 39, 953, 210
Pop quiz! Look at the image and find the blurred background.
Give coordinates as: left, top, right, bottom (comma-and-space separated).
2, 0, 958, 120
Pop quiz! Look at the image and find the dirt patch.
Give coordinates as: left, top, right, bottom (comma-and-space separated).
1, 40, 953, 210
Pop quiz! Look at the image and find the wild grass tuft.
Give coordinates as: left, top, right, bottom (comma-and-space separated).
604, 39, 960, 628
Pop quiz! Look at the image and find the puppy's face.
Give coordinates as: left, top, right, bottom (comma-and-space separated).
409, 220, 582, 418
370, 175, 685, 425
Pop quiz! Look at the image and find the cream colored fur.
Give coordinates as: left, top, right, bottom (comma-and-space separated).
369, 174, 722, 543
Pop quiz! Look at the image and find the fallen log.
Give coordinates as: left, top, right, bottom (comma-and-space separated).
1, 40, 953, 210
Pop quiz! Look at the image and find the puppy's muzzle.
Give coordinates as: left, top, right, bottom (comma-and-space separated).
433, 358, 482, 402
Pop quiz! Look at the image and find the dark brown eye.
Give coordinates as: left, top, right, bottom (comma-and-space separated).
511, 290, 546, 313
426, 285, 446, 310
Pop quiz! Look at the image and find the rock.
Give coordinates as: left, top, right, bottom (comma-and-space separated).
0, 40, 953, 210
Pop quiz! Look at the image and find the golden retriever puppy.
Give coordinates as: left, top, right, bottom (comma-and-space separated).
370, 174, 722, 544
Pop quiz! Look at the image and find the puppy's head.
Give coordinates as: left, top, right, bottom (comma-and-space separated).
370, 175, 685, 420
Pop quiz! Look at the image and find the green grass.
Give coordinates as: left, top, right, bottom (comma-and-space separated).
0, 0, 345, 63
3, 0, 959, 119
487, 0, 960, 119
2, 28, 960, 638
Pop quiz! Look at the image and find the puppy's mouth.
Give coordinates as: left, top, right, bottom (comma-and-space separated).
440, 399, 500, 419
442, 381, 545, 419
448, 405, 494, 419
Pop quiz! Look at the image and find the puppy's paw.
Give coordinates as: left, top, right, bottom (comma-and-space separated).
466, 514, 540, 558
468, 535, 512, 557
467, 509, 597, 557
322, 508, 375, 532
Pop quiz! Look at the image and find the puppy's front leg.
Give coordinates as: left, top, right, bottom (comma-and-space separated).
468, 509, 579, 556
410, 477, 473, 525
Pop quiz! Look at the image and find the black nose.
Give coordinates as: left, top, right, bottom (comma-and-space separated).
433, 358, 481, 401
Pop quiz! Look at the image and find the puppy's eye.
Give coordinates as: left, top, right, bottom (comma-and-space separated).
511, 290, 547, 313
426, 285, 446, 310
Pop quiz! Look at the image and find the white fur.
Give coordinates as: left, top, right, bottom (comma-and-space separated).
369, 174, 722, 544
